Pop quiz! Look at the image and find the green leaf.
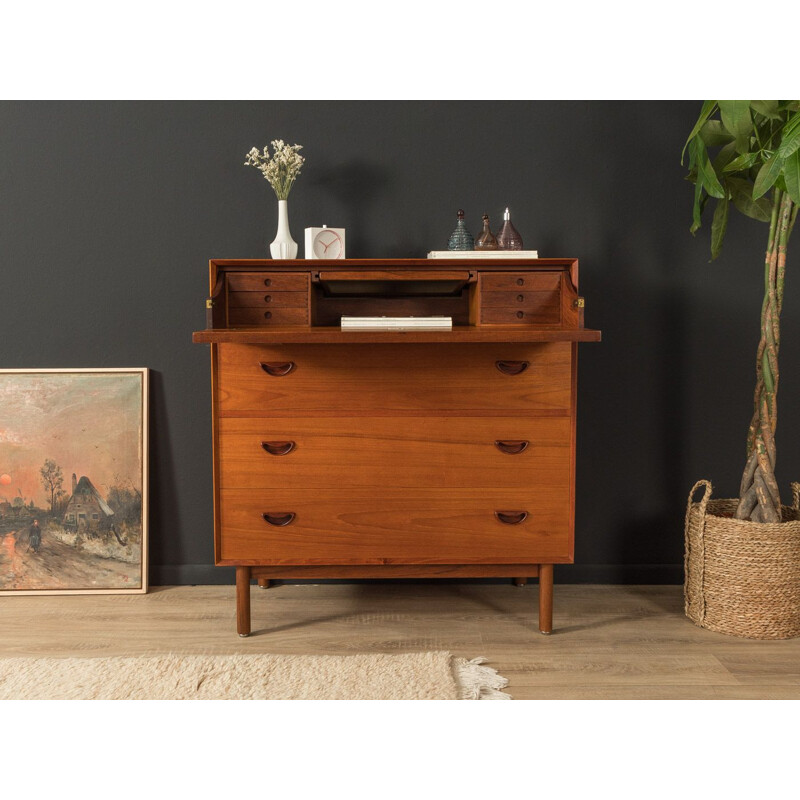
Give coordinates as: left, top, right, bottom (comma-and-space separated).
690, 178, 704, 234
727, 176, 773, 221
687, 135, 698, 171
734, 134, 753, 155
719, 101, 753, 136
682, 101, 717, 165
713, 141, 739, 172
751, 100, 781, 120
710, 195, 729, 260
775, 112, 800, 159
784, 150, 800, 206
753, 153, 785, 199
700, 120, 735, 148
722, 151, 759, 173
695, 137, 726, 198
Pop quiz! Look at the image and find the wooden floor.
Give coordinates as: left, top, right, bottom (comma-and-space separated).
1, 582, 799, 699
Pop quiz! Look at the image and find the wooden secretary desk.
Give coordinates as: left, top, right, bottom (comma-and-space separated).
193, 258, 600, 636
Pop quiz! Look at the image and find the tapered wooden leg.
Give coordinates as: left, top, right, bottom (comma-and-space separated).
538, 564, 553, 634
257, 578, 271, 589
236, 566, 252, 637
513, 577, 528, 587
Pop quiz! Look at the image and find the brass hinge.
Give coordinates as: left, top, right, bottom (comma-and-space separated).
574, 297, 585, 308
206, 298, 215, 309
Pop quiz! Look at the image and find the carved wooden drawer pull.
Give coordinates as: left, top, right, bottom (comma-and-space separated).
262, 512, 296, 526
261, 441, 296, 456
495, 360, 529, 375
494, 511, 528, 525
260, 361, 295, 376
494, 440, 529, 455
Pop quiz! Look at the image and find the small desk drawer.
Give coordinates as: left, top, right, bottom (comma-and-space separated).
216, 343, 572, 414
481, 290, 559, 307
481, 306, 560, 325
228, 291, 309, 308
227, 307, 309, 326
217, 416, 571, 489
217, 488, 572, 564
227, 272, 310, 292
480, 272, 560, 292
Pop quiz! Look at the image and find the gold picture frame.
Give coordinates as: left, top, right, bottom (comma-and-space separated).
0, 368, 148, 595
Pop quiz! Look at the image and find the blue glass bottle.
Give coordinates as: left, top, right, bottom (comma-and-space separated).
447, 209, 474, 251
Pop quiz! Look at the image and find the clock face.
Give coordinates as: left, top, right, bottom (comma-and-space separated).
313, 229, 344, 259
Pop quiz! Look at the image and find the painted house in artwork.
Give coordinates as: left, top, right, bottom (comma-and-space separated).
63, 473, 114, 531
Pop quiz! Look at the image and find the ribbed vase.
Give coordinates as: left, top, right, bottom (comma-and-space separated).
269, 199, 298, 259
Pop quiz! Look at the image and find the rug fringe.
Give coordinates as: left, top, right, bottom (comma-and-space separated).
454, 656, 512, 700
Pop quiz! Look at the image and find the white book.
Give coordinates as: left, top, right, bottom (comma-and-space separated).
427, 250, 539, 259
341, 316, 452, 331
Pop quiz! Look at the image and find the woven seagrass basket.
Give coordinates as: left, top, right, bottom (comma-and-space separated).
684, 480, 800, 639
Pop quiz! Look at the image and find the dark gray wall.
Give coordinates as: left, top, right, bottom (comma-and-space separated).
2, 101, 797, 584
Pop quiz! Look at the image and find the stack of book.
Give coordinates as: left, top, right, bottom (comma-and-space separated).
341, 316, 453, 331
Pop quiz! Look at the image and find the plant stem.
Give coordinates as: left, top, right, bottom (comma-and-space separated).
737, 190, 795, 521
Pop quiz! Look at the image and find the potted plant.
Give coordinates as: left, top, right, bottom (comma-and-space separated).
683, 100, 800, 639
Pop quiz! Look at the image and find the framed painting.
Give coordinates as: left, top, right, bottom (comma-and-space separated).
0, 368, 148, 595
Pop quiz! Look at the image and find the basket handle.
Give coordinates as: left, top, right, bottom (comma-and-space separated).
685, 480, 712, 625
792, 482, 800, 511
687, 480, 712, 517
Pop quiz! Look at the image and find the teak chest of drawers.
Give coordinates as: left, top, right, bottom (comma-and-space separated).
193, 258, 600, 636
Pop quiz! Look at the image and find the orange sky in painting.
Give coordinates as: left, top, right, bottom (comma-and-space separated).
0, 372, 144, 508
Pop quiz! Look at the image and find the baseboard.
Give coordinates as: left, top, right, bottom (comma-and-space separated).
557, 564, 684, 584
150, 563, 685, 586
151, 565, 236, 585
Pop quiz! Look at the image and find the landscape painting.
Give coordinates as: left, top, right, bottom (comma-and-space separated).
0, 369, 148, 594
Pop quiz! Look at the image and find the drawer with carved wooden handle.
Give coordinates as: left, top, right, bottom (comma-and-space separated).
216, 488, 572, 565
217, 416, 570, 489
216, 342, 572, 414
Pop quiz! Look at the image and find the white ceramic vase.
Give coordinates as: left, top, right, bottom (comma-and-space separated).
269, 199, 298, 259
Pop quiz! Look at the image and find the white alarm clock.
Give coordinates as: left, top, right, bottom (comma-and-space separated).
305, 225, 346, 259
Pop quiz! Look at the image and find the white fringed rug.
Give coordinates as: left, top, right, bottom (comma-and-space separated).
0, 652, 511, 700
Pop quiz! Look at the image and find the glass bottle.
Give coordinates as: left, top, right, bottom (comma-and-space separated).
475, 214, 498, 250
447, 209, 474, 251
496, 207, 523, 250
